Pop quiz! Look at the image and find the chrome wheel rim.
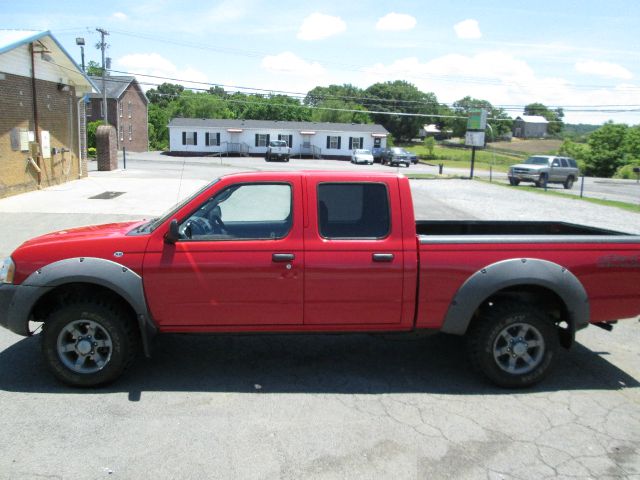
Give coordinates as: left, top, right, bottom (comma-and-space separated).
56, 320, 113, 374
493, 322, 545, 375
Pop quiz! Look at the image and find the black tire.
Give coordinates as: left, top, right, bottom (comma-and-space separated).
535, 173, 547, 188
563, 176, 574, 189
42, 300, 139, 387
265, 155, 270, 162
509, 178, 520, 186
466, 300, 558, 388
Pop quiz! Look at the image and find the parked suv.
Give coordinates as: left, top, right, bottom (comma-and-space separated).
508, 155, 579, 189
381, 147, 410, 167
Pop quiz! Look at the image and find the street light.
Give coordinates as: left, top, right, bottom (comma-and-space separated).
75, 37, 85, 72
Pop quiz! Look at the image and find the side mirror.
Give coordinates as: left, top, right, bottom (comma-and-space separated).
165, 219, 180, 244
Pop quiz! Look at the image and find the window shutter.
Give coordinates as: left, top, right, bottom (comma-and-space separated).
327, 136, 330, 149
289, 135, 293, 148
194, 132, 197, 145
255, 134, 259, 147
349, 137, 353, 150
205, 132, 209, 145
266, 134, 270, 145
360, 137, 364, 148
337, 137, 341, 149
216, 133, 220, 146
182, 132, 186, 145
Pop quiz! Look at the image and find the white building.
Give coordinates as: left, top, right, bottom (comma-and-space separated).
168, 119, 389, 159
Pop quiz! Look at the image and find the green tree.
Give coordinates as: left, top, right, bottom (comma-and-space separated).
622, 124, 640, 165
86, 60, 103, 76
451, 96, 512, 140
524, 102, 564, 136
304, 84, 370, 124
423, 136, 436, 159
86, 120, 103, 149
363, 81, 439, 142
146, 83, 185, 107
584, 122, 628, 177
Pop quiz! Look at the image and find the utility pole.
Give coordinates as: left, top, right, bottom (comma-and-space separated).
96, 28, 109, 125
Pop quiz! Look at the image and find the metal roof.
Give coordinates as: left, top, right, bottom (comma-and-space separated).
516, 115, 549, 124
88, 75, 148, 103
168, 118, 389, 134
0, 29, 98, 94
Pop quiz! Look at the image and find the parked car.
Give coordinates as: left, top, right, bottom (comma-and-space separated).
265, 140, 290, 162
381, 147, 410, 167
402, 149, 419, 164
372, 146, 384, 163
351, 149, 374, 165
508, 155, 579, 189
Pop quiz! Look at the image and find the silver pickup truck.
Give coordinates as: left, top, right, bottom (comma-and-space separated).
265, 140, 290, 162
508, 155, 580, 189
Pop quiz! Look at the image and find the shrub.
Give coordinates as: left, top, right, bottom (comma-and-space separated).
614, 164, 640, 179
87, 147, 97, 157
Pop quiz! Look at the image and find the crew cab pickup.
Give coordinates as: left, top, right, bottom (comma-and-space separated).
1, 171, 639, 388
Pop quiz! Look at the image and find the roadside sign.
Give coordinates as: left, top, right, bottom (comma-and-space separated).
465, 131, 485, 147
467, 109, 487, 130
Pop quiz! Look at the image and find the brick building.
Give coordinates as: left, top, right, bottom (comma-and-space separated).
87, 75, 148, 152
0, 30, 97, 199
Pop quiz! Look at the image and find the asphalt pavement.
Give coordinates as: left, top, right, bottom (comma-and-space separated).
0, 155, 638, 479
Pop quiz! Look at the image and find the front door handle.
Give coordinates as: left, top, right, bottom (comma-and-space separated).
272, 253, 295, 262
372, 253, 394, 262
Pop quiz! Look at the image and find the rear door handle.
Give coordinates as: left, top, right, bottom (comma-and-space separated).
272, 253, 295, 262
372, 253, 394, 262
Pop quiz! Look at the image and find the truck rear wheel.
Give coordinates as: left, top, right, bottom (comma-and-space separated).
42, 300, 138, 387
467, 301, 558, 388
563, 176, 575, 189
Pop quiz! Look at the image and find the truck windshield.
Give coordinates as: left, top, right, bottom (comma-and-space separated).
270, 141, 287, 147
524, 156, 550, 165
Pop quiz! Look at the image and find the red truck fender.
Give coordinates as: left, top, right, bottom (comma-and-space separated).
440, 258, 590, 342
7, 257, 156, 356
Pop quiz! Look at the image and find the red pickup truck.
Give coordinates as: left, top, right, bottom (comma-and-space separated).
1, 171, 639, 388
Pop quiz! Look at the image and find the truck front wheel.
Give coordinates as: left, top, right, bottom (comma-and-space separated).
467, 301, 558, 388
42, 300, 138, 387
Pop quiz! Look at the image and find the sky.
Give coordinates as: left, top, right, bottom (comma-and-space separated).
2, 0, 639, 125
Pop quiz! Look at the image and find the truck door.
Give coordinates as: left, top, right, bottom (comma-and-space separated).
303, 179, 405, 326
143, 179, 304, 328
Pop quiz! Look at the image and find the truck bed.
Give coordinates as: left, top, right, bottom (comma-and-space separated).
416, 220, 629, 237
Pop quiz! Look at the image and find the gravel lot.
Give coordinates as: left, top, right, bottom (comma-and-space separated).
0, 158, 638, 479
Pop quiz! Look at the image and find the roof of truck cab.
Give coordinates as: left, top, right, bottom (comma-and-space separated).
218, 170, 405, 180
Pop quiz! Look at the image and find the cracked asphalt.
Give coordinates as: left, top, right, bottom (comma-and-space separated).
0, 156, 638, 479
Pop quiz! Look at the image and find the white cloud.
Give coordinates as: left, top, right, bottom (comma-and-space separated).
111, 12, 128, 21
261, 52, 326, 77
297, 13, 346, 41
575, 60, 632, 80
376, 13, 417, 31
205, 0, 247, 23
454, 19, 481, 39
359, 51, 639, 124
115, 53, 209, 91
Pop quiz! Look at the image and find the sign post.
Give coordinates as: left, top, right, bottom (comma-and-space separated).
466, 109, 488, 179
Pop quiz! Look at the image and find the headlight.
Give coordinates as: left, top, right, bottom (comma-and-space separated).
0, 257, 15, 284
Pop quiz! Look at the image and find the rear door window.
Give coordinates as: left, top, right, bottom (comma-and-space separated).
317, 183, 390, 239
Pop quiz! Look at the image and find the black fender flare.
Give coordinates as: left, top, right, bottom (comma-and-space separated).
440, 258, 590, 336
10, 257, 156, 356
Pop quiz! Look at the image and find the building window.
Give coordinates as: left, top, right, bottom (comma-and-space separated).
99, 102, 104, 118
86, 102, 93, 116
278, 134, 293, 147
349, 137, 363, 149
119, 102, 123, 117
327, 136, 341, 149
206, 132, 220, 146
182, 131, 197, 145
128, 124, 133, 141
119, 125, 124, 141
255, 134, 269, 147
127, 101, 132, 118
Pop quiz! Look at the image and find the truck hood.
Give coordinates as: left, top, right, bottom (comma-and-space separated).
19, 220, 146, 248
